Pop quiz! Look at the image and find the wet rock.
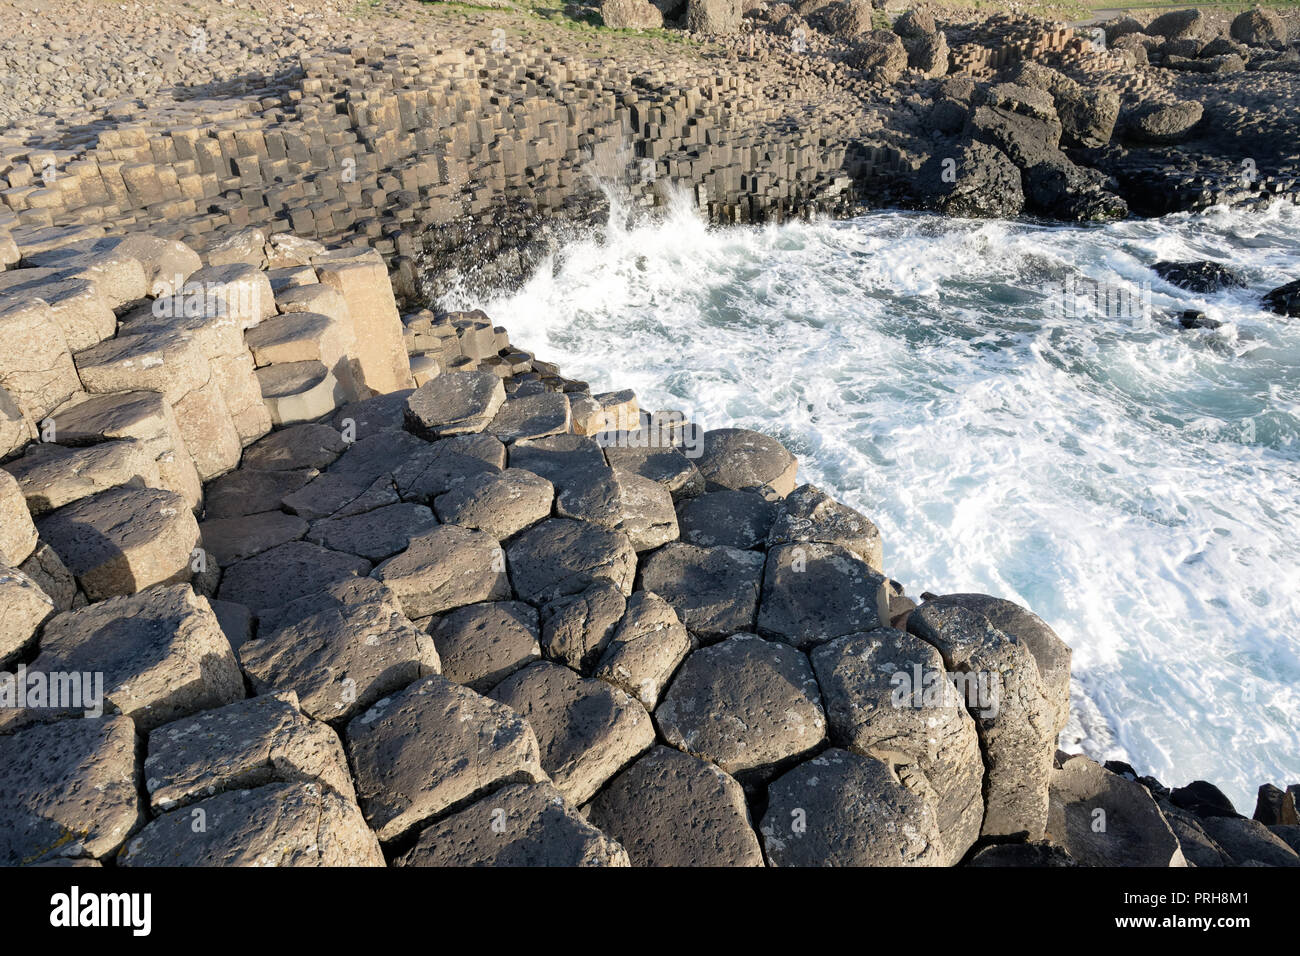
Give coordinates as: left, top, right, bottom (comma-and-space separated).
506, 518, 637, 606
491, 661, 655, 804
27, 584, 243, 731
914, 140, 1025, 218
655, 633, 824, 778
594, 590, 692, 709
761, 749, 944, 866
372, 524, 510, 618
1153, 260, 1247, 293
239, 581, 439, 724
143, 691, 355, 812
638, 542, 766, 641
118, 781, 384, 867
677, 489, 777, 550
1047, 754, 1186, 866
811, 628, 983, 865
587, 745, 762, 866
346, 674, 545, 843
757, 542, 890, 650
1262, 278, 1300, 317
433, 468, 553, 540
695, 428, 797, 496
397, 782, 628, 866
429, 600, 541, 693
0, 716, 141, 864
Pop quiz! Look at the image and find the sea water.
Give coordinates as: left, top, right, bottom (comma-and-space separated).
441, 194, 1300, 810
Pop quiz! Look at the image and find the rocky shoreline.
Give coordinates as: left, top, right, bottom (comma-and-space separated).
1, 0, 1298, 866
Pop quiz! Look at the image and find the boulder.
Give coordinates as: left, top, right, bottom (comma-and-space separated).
1254, 783, 1299, 826
845, 30, 908, 84
1047, 754, 1186, 866
1125, 100, 1204, 144
655, 633, 825, 779
371, 524, 510, 618
757, 542, 890, 649
346, 674, 546, 842
27, 584, 244, 731
491, 661, 655, 805
686, 0, 741, 33
637, 542, 766, 641
601, 0, 664, 28
811, 628, 984, 865
0, 716, 141, 864
696, 428, 797, 496
761, 749, 944, 866
594, 590, 692, 708
1262, 278, 1300, 317
587, 745, 763, 866
1146, 8, 1206, 41
143, 691, 355, 812
118, 781, 384, 867
1231, 8, 1286, 46
914, 140, 1025, 218
429, 600, 541, 692
1153, 260, 1247, 293
397, 782, 628, 867
239, 581, 439, 724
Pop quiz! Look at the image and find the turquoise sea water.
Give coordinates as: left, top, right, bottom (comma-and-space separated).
444, 196, 1300, 809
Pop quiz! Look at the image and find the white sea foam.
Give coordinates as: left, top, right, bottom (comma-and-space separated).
443, 195, 1300, 810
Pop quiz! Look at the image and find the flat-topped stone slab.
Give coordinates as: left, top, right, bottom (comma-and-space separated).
26, 584, 244, 731
393, 432, 505, 502
0, 467, 38, 567
37, 485, 199, 601
811, 627, 984, 865
239, 583, 439, 724
695, 427, 798, 496
432, 467, 553, 540
345, 674, 546, 843
587, 745, 763, 867
0, 563, 55, 668
767, 483, 884, 570
637, 542, 766, 641
371, 524, 510, 618
199, 511, 307, 567
256, 360, 342, 426
539, 581, 627, 673
0, 715, 141, 865
404, 369, 506, 439
144, 691, 355, 813
306, 502, 438, 562
396, 782, 629, 867
506, 518, 637, 607
206, 467, 317, 519
594, 590, 692, 709
487, 391, 571, 443
757, 542, 890, 650
761, 749, 945, 867
118, 781, 384, 867
908, 601, 1056, 841
429, 600, 541, 693
239, 423, 348, 472
603, 441, 704, 501
507, 434, 606, 493
491, 661, 655, 805
677, 489, 778, 550
655, 633, 825, 779
217, 540, 372, 615
6, 439, 160, 516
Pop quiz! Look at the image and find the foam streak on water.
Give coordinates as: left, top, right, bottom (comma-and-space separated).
443, 195, 1300, 809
